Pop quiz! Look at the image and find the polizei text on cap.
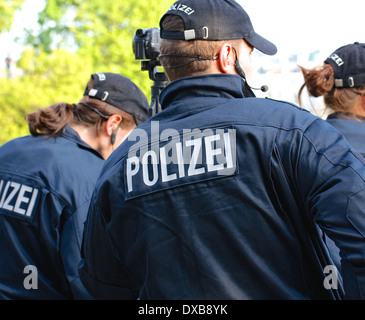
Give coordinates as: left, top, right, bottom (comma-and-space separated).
168, 3, 195, 15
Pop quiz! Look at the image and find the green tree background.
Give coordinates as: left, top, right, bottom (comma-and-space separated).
0, 0, 172, 144
0, 0, 25, 31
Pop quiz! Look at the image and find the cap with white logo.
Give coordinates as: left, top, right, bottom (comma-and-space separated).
324, 42, 365, 88
84, 73, 149, 125
160, 0, 277, 56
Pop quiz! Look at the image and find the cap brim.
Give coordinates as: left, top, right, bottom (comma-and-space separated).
245, 33, 277, 56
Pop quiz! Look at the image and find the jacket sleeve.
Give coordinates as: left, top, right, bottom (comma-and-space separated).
78, 181, 140, 300
60, 201, 95, 299
296, 119, 365, 299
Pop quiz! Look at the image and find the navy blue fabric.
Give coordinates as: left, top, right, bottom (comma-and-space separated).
0, 126, 104, 299
80, 74, 365, 300
326, 113, 365, 157
324, 113, 365, 275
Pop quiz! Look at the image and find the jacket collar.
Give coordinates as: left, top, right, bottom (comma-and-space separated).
160, 74, 247, 111
327, 112, 365, 122
62, 126, 104, 159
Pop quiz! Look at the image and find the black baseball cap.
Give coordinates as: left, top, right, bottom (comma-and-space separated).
324, 42, 365, 88
84, 73, 149, 125
160, 0, 277, 56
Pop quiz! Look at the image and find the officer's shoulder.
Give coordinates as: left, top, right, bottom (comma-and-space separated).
255, 97, 311, 114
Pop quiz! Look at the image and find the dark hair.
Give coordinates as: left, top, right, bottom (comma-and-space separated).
159, 15, 242, 82
27, 78, 137, 137
298, 64, 365, 116
27, 101, 109, 137
27, 102, 76, 137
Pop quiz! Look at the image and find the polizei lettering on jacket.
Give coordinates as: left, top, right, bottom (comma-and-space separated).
125, 123, 237, 199
0, 179, 39, 219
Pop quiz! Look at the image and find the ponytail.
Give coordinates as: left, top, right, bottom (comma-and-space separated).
298, 64, 365, 116
298, 64, 335, 107
26, 94, 138, 138
27, 103, 76, 137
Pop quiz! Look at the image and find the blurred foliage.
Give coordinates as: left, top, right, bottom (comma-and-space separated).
0, 0, 26, 32
0, 47, 93, 144
0, 0, 172, 144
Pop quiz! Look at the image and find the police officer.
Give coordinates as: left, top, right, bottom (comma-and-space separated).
80, 1, 365, 300
298, 42, 365, 279
0, 72, 148, 299
299, 42, 365, 157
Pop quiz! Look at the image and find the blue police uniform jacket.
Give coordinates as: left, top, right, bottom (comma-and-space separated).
324, 112, 365, 275
80, 74, 365, 300
326, 113, 365, 157
0, 126, 104, 299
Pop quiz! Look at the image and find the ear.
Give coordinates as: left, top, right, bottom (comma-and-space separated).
105, 114, 122, 136
217, 43, 235, 74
